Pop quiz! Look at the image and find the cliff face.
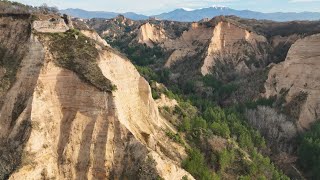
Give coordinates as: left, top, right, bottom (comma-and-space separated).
265, 34, 320, 130
0, 16, 193, 180
164, 22, 212, 67
137, 22, 168, 47
160, 20, 269, 76
201, 21, 267, 75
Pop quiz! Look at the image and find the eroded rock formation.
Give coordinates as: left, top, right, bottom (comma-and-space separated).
0, 15, 194, 180
265, 34, 320, 130
137, 22, 168, 47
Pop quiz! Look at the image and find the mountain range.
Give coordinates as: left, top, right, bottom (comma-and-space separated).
59, 8, 148, 20
61, 6, 320, 22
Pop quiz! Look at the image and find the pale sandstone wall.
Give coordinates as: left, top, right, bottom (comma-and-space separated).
164, 23, 212, 67
163, 21, 267, 73
137, 23, 168, 47
33, 19, 69, 33
201, 21, 267, 75
2, 20, 194, 180
265, 34, 320, 130
81, 30, 110, 47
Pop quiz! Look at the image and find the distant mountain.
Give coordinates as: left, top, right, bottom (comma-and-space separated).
154, 6, 320, 22
61, 7, 320, 22
60, 8, 148, 20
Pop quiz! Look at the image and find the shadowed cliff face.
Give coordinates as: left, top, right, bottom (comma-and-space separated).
0, 16, 194, 180
0, 15, 45, 179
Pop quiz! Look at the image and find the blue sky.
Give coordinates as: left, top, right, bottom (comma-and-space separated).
15, 0, 320, 15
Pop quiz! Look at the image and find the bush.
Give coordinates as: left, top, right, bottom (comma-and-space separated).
136, 66, 159, 81
165, 130, 184, 144
179, 117, 192, 132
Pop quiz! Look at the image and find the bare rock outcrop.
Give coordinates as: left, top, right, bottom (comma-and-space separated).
164, 22, 212, 67
137, 23, 168, 47
201, 21, 267, 75
0, 16, 194, 180
162, 20, 269, 77
81, 30, 110, 47
32, 18, 69, 33
265, 34, 320, 130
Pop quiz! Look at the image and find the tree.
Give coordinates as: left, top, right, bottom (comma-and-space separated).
298, 121, 320, 179
182, 148, 214, 180
245, 106, 297, 151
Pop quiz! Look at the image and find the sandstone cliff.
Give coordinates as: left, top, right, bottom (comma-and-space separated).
161, 19, 269, 77
137, 22, 168, 47
164, 22, 212, 67
201, 21, 267, 75
265, 34, 320, 130
0, 15, 194, 180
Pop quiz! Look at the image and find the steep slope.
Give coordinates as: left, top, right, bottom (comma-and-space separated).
160, 18, 270, 77
163, 22, 212, 68
137, 22, 168, 47
0, 14, 193, 180
265, 34, 320, 130
201, 21, 268, 75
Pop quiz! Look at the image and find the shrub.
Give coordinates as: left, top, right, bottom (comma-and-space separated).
165, 130, 184, 144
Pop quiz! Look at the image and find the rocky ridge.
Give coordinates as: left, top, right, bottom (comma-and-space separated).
0, 14, 194, 180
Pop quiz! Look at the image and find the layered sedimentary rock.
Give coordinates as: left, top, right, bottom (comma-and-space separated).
265, 34, 320, 130
0, 16, 194, 180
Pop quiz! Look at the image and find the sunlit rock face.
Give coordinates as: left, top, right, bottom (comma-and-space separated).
0, 17, 194, 180
265, 34, 320, 130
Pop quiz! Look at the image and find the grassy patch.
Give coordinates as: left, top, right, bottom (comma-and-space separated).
45, 29, 116, 92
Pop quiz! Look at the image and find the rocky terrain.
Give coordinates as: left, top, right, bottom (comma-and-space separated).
87, 13, 320, 179
1, 1, 320, 179
0, 7, 193, 180
265, 34, 320, 130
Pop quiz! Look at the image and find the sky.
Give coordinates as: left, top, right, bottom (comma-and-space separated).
14, 0, 320, 15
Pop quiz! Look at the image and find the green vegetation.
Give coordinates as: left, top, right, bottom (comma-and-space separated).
108, 38, 288, 179
44, 29, 116, 92
182, 148, 215, 180
152, 84, 284, 179
165, 130, 184, 144
110, 41, 165, 66
298, 121, 320, 179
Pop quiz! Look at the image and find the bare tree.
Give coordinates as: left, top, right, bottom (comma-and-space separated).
246, 106, 297, 152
